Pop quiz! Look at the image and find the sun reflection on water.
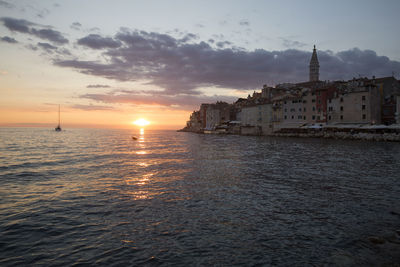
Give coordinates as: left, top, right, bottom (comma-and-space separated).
124, 172, 154, 200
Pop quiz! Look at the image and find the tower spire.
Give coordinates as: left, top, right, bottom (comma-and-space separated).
309, 45, 319, 82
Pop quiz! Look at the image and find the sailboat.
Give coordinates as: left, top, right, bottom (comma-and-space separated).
55, 104, 62, 131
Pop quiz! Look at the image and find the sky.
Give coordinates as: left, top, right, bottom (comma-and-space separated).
1, 0, 400, 129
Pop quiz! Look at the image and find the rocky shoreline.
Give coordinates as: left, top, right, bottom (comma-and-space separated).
272, 126, 400, 142
179, 125, 400, 142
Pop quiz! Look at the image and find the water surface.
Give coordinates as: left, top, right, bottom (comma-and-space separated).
1, 128, 400, 266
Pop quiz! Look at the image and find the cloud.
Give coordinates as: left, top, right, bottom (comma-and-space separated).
36, 8, 50, 19
179, 33, 198, 43
87, 84, 110, 88
239, 19, 250, 26
37, 42, 57, 51
77, 34, 121, 49
281, 38, 307, 48
71, 104, 115, 111
0, 0, 14, 9
30, 28, 68, 44
216, 41, 232, 48
70, 22, 81, 30
1, 36, 17, 43
320, 48, 400, 80
0, 17, 33, 33
79, 90, 238, 110
53, 29, 400, 97
0, 17, 68, 44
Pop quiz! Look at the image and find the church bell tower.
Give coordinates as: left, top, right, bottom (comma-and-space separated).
309, 45, 319, 82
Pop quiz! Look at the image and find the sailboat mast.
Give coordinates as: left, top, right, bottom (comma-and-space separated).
58, 104, 60, 126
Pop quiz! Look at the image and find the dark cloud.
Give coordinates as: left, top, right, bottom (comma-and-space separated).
70, 22, 81, 30
1, 36, 17, 43
54, 29, 400, 97
71, 104, 115, 111
0, 17, 68, 44
77, 34, 121, 49
179, 33, 198, 43
0, 0, 14, 9
87, 84, 111, 88
30, 28, 68, 44
0, 17, 33, 33
216, 41, 232, 48
37, 42, 57, 50
239, 20, 250, 26
320, 48, 400, 80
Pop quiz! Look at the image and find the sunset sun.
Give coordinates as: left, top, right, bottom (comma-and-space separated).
133, 118, 150, 127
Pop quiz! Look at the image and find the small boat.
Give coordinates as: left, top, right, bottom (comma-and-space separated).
132, 136, 138, 140
55, 105, 62, 131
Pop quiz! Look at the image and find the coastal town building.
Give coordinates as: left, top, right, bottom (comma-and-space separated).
239, 103, 273, 135
205, 102, 231, 130
327, 78, 381, 124
181, 46, 400, 135
281, 92, 305, 128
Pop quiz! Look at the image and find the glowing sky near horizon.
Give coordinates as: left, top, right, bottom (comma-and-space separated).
0, 0, 399, 129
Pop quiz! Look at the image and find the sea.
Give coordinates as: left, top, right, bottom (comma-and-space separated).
1, 127, 400, 266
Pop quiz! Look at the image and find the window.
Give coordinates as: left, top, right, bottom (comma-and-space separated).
362, 105, 366, 110
303, 100, 307, 103
340, 97, 343, 102
362, 114, 366, 119
317, 116, 320, 120
318, 99, 321, 104
298, 115, 302, 119
340, 115, 343, 120
362, 95, 366, 101
284, 115, 287, 119
290, 108, 295, 112
284, 101, 287, 104
304, 116, 306, 120
304, 107, 306, 112
312, 106, 316, 111
328, 106, 333, 111
291, 115, 294, 119
318, 108, 321, 113
328, 115, 331, 120
299, 108, 302, 112
312, 115, 315, 120
312, 99, 316, 103
284, 108, 287, 112
312, 92, 315, 96
329, 99, 332, 103
318, 91, 321, 96
340, 106, 343, 111
292, 100, 296, 103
